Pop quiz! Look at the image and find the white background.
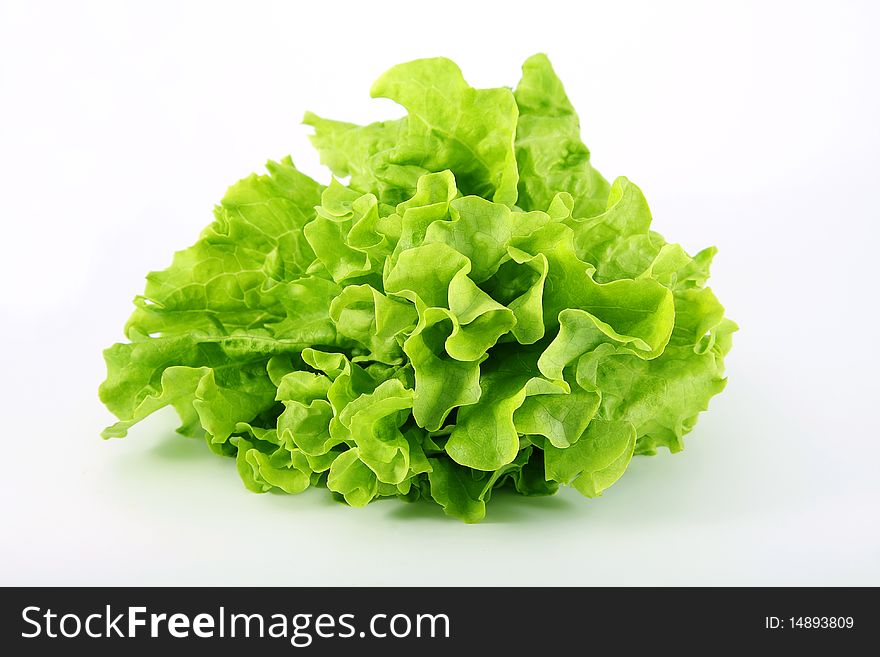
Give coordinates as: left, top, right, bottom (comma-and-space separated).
1, 0, 878, 585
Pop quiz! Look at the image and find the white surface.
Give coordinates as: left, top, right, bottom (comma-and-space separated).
1, 0, 878, 586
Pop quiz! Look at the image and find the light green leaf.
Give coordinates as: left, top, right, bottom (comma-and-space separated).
403, 308, 485, 431
514, 54, 609, 217
424, 195, 514, 283
427, 457, 488, 523
245, 447, 312, 494
337, 379, 414, 484
126, 158, 324, 338
327, 449, 379, 507
372, 58, 519, 206
544, 420, 636, 497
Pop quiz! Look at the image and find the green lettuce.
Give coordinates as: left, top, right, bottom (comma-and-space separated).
100, 54, 734, 522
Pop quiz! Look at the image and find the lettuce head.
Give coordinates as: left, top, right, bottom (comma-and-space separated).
99, 54, 735, 522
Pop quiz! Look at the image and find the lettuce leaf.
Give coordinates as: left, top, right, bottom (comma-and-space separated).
100, 54, 734, 522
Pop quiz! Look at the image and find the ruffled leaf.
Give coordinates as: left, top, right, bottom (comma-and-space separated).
544, 420, 637, 497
